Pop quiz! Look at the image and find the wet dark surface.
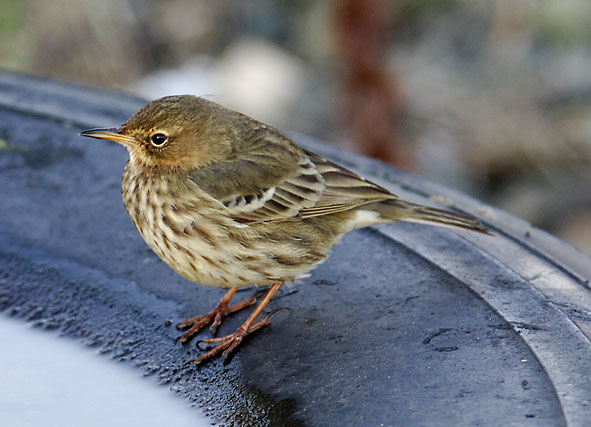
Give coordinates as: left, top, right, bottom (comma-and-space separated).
1, 72, 590, 426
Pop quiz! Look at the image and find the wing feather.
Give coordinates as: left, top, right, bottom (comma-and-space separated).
188, 128, 398, 223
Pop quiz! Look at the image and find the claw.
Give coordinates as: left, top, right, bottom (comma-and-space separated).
193, 316, 272, 364
190, 282, 284, 365
265, 307, 294, 319
175, 286, 258, 344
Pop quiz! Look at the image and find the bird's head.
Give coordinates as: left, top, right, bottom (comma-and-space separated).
80, 95, 236, 169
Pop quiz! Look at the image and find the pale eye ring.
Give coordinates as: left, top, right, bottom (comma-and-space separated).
150, 133, 168, 146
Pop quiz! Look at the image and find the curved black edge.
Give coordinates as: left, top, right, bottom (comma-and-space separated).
1, 71, 590, 426
289, 132, 591, 425
382, 224, 591, 426
289, 136, 591, 427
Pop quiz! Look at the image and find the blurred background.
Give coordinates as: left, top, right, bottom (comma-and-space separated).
0, 0, 589, 254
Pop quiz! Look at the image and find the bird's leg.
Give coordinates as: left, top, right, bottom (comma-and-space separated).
176, 286, 258, 344
192, 282, 283, 365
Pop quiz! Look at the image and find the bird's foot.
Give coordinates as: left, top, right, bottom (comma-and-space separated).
191, 315, 273, 365
175, 287, 258, 344
189, 282, 284, 365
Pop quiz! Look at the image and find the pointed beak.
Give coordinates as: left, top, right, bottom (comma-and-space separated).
79, 127, 137, 145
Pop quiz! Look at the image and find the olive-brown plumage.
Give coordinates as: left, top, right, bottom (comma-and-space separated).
80, 95, 489, 364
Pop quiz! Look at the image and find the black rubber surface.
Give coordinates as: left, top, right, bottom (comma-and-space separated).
1, 72, 590, 426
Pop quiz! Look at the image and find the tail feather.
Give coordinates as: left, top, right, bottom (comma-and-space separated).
380, 200, 491, 235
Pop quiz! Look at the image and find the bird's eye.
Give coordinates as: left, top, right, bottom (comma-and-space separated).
150, 133, 168, 147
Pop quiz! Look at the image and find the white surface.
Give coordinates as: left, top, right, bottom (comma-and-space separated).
0, 316, 208, 427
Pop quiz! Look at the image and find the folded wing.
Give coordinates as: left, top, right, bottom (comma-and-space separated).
188, 128, 397, 223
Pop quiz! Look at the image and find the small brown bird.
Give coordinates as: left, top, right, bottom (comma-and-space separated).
80, 95, 489, 364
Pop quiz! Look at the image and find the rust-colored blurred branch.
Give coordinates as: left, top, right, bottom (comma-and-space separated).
334, 0, 410, 169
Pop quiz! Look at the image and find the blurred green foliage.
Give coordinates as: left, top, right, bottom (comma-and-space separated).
0, 0, 30, 70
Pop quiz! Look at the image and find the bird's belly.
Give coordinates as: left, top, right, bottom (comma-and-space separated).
125, 201, 312, 288
121, 173, 329, 287
136, 211, 272, 287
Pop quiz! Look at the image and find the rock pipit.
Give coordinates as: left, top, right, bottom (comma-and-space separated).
81, 95, 489, 364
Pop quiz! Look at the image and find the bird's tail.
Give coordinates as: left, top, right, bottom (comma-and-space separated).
378, 199, 491, 235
